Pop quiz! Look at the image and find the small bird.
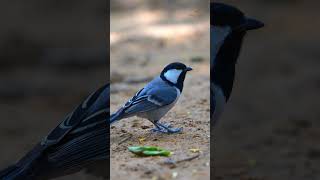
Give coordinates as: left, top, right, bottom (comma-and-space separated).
211, 2, 264, 126
110, 62, 192, 133
0, 84, 110, 180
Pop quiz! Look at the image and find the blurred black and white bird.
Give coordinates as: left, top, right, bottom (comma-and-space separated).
0, 84, 110, 180
110, 62, 192, 133
211, 2, 264, 126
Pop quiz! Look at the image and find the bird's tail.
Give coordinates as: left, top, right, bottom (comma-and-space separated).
110, 108, 124, 125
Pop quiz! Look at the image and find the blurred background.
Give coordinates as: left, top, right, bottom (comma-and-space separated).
0, 0, 107, 179
110, 0, 210, 180
214, 0, 320, 180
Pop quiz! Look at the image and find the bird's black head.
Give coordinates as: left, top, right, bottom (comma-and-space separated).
160, 62, 192, 92
211, 2, 264, 101
211, 2, 264, 67
211, 2, 264, 32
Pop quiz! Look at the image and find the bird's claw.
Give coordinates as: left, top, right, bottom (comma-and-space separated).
160, 123, 173, 128
151, 123, 183, 134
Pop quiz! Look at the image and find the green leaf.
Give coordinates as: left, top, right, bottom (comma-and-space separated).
128, 146, 172, 157
143, 150, 171, 156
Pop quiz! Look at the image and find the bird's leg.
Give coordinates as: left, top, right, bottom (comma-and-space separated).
151, 121, 182, 134
158, 122, 183, 133
151, 123, 166, 133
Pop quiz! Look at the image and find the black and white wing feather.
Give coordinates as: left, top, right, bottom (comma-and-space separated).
0, 84, 110, 180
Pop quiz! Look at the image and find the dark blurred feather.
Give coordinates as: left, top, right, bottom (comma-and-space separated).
0, 84, 109, 180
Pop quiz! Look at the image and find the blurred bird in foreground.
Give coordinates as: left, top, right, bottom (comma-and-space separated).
211, 2, 264, 126
0, 84, 109, 180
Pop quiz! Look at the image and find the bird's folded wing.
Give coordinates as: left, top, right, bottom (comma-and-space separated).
123, 86, 177, 115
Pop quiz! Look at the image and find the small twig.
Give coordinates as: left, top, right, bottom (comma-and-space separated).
118, 134, 133, 145
163, 153, 200, 168
176, 153, 200, 163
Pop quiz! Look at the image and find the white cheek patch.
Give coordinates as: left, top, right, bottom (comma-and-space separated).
211, 26, 231, 66
164, 69, 183, 84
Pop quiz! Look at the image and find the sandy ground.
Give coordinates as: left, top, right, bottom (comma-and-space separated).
110, 7, 210, 180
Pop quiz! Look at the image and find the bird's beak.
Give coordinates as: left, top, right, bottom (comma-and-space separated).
186, 67, 193, 71
245, 18, 264, 30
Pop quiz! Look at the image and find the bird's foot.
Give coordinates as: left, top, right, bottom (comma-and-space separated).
159, 123, 173, 128
151, 126, 166, 133
151, 123, 183, 134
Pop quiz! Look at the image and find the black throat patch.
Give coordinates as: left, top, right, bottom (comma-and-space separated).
212, 31, 246, 100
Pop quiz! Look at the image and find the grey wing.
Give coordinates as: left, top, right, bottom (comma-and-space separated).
123, 86, 178, 116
